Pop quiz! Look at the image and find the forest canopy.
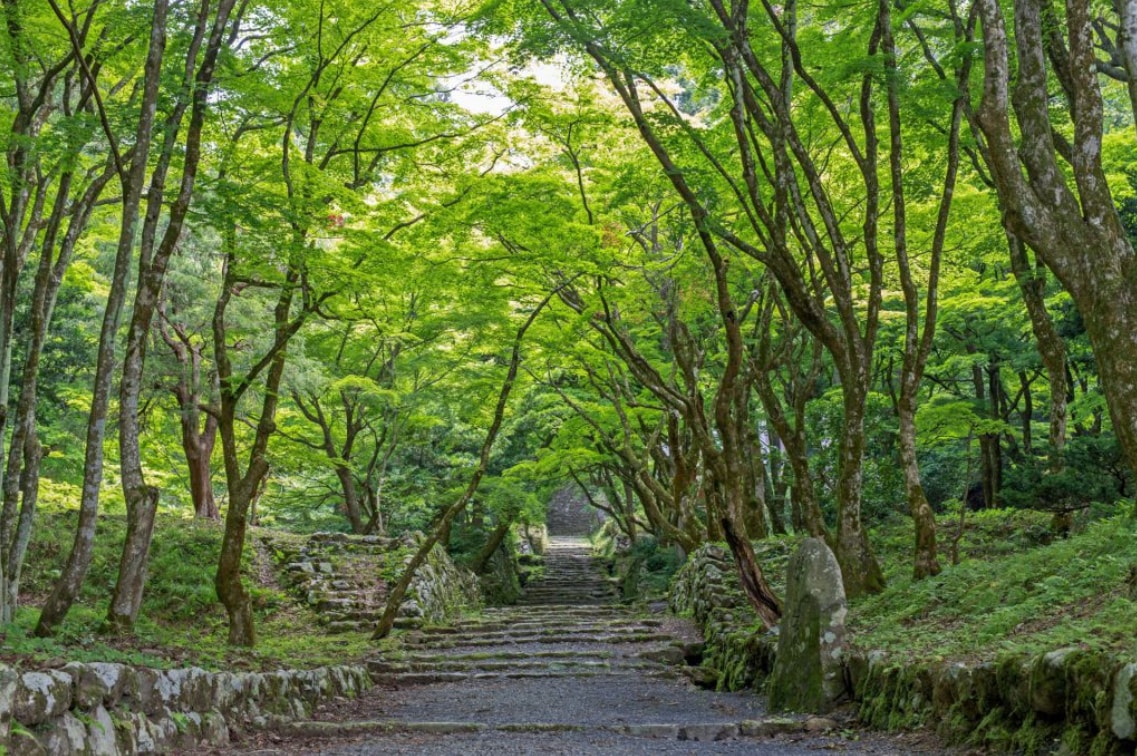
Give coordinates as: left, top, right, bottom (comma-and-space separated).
0, 0, 1134, 646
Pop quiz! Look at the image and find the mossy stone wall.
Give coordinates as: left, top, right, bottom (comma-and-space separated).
670, 543, 1137, 754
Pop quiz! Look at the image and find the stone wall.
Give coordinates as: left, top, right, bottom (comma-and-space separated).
1, 660, 370, 755
265, 531, 482, 632
669, 544, 778, 692
400, 532, 483, 622
476, 541, 522, 605
670, 544, 1137, 753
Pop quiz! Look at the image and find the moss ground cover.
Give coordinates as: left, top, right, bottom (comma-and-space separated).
851, 511, 1137, 662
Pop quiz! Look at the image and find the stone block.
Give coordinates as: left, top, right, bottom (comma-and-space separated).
640, 646, 686, 665
0, 663, 18, 740
86, 705, 118, 756
177, 667, 214, 711
679, 722, 737, 741
1112, 662, 1137, 740
803, 716, 838, 732
14, 669, 73, 726
210, 671, 240, 712
40, 711, 87, 756
1030, 648, 1075, 717
739, 717, 801, 737
200, 709, 230, 746
142, 711, 178, 752
128, 667, 164, 717
8, 727, 48, 756
65, 662, 129, 710
171, 711, 204, 750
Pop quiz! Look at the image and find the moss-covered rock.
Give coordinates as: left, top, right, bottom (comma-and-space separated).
767, 538, 847, 714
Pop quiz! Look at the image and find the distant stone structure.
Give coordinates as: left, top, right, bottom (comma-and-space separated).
544, 485, 603, 536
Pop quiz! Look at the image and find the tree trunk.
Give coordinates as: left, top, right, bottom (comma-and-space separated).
471, 519, 512, 575
335, 466, 365, 534
834, 390, 886, 597
899, 393, 941, 578
1082, 288, 1137, 487
110, 0, 235, 634
35, 5, 169, 637
215, 468, 258, 646
973, 0, 1137, 489
721, 517, 781, 628
184, 414, 219, 520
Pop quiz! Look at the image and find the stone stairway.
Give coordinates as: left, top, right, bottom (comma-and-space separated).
255, 535, 866, 753
266, 531, 478, 635
272, 533, 395, 634
366, 536, 693, 686
517, 536, 618, 606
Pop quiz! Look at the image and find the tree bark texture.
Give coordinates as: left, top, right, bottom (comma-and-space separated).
974, 0, 1137, 485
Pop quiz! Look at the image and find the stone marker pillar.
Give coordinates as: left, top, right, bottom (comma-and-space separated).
767, 537, 848, 713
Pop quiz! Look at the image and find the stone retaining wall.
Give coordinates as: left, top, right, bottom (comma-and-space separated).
670, 543, 1137, 753
1, 660, 370, 754
669, 544, 778, 692
265, 531, 482, 632
404, 532, 483, 622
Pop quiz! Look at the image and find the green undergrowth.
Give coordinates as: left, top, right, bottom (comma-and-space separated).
6, 508, 374, 672
680, 507, 1137, 668
851, 511, 1137, 661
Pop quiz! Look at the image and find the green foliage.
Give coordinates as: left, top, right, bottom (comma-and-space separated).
618, 536, 686, 600
853, 513, 1137, 660
1003, 434, 1135, 513
806, 389, 906, 524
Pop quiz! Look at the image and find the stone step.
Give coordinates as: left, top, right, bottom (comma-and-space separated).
368, 658, 664, 675
370, 668, 677, 686
394, 648, 616, 663
325, 617, 420, 634
520, 592, 616, 598
402, 631, 666, 649
281, 717, 825, 741
320, 610, 387, 624
430, 618, 663, 634
518, 598, 617, 604
407, 623, 667, 639
477, 608, 628, 620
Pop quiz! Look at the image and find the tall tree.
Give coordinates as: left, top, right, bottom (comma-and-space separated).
0, 1, 114, 619
108, 0, 239, 635
973, 0, 1137, 489
37, 0, 174, 637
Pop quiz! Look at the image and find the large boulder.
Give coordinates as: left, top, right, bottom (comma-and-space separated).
767, 537, 847, 713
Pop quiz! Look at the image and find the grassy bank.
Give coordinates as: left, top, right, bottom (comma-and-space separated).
851, 511, 1137, 662
6, 507, 373, 672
